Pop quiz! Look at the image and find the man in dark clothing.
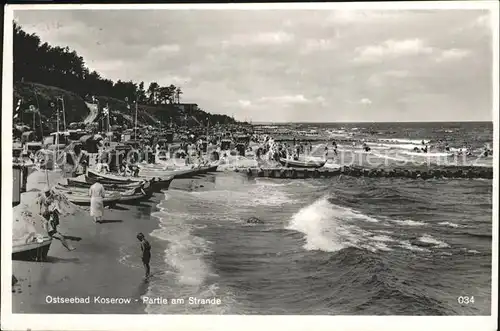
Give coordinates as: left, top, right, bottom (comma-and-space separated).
137, 233, 151, 278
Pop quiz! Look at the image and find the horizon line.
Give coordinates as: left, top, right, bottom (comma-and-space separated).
246, 120, 494, 124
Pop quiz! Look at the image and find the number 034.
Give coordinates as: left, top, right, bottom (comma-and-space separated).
457, 296, 474, 304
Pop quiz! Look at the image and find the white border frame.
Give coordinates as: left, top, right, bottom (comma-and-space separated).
2, 2, 498, 331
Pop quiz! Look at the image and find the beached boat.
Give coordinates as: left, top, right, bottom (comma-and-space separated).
56, 188, 149, 205
169, 165, 218, 179
139, 164, 218, 179
56, 183, 153, 197
83, 170, 174, 192
86, 169, 143, 183
12, 238, 52, 262
279, 158, 326, 169
66, 177, 151, 191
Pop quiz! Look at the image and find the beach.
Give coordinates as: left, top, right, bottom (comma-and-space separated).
12, 170, 215, 314
11, 122, 494, 316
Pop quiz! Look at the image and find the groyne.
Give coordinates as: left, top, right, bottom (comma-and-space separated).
241, 165, 493, 180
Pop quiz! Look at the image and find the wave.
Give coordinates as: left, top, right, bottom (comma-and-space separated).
418, 234, 450, 248
145, 193, 237, 314
400, 151, 454, 157
391, 219, 426, 227
370, 152, 410, 162
438, 221, 465, 228
285, 198, 396, 253
191, 187, 295, 207
373, 143, 425, 151
150, 207, 214, 287
254, 178, 293, 187
379, 138, 431, 145
398, 240, 430, 252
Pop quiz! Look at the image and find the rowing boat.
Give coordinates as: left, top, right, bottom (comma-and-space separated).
66, 177, 150, 191
55, 188, 149, 205
84, 170, 173, 192
12, 238, 52, 261
87, 169, 143, 183
279, 158, 326, 169
140, 164, 218, 179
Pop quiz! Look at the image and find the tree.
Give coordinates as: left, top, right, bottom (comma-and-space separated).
167, 84, 177, 104
175, 87, 183, 104
12, 22, 241, 128
157, 86, 171, 105
137, 81, 146, 103
147, 82, 159, 104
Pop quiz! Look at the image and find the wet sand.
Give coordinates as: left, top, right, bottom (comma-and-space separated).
12, 172, 216, 314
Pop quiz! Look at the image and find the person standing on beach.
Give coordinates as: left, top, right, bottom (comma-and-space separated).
89, 178, 105, 223
137, 233, 151, 278
38, 187, 55, 221
46, 208, 75, 251
38, 188, 75, 251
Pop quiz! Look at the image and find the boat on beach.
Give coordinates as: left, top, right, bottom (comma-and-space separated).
66, 177, 149, 191
55, 187, 150, 206
12, 238, 52, 262
279, 158, 326, 169
139, 164, 219, 179
168, 164, 218, 179
85, 169, 174, 191
86, 169, 144, 183
55, 183, 154, 197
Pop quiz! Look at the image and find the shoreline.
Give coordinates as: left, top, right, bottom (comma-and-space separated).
12, 171, 216, 314
12, 195, 162, 314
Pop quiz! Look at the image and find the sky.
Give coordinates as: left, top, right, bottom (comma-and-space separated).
13, 7, 495, 122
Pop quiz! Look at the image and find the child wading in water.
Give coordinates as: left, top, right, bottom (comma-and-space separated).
137, 233, 151, 278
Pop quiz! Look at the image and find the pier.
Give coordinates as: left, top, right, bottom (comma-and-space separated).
241, 165, 493, 180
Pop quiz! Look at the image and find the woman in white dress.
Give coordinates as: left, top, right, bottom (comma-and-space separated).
89, 178, 105, 223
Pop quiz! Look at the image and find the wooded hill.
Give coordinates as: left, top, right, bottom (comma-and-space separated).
13, 22, 238, 131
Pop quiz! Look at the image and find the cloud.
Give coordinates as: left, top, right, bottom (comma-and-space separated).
360, 98, 372, 105
260, 94, 310, 105
234, 94, 327, 111
435, 48, 471, 62
315, 96, 327, 105
326, 10, 400, 25
13, 9, 493, 122
238, 100, 252, 108
222, 31, 294, 47
472, 14, 490, 28
147, 44, 181, 56
300, 39, 337, 54
384, 70, 410, 77
157, 75, 191, 86
367, 70, 410, 87
354, 39, 434, 63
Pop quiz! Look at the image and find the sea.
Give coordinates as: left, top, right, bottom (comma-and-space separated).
131, 122, 494, 315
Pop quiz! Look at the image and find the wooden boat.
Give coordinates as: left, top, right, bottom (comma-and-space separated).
140, 164, 218, 179
56, 184, 153, 198
12, 238, 52, 261
85, 171, 173, 192
55, 180, 153, 205
58, 189, 150, 205
279, 158, 326, 169
87, 169, 143, 183
149, 175, 174, 191
168, 164, 218, 179
66, 177, 149, 191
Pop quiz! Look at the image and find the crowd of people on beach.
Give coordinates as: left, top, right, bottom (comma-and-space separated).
254, 136, 339, 163
29, 129, 493, 283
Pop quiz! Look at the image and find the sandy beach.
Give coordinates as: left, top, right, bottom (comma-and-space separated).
12, 170, 215, 314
